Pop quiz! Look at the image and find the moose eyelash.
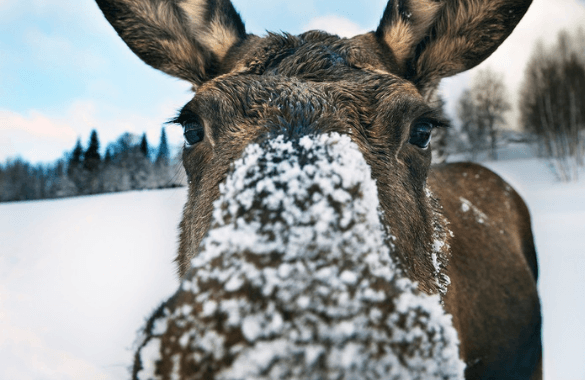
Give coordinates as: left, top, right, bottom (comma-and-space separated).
168, 108, 199, 127
415, 108, 450, 130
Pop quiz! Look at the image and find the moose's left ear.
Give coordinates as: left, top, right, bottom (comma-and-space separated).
376, 0, 532, 96
96, 0, 248, 87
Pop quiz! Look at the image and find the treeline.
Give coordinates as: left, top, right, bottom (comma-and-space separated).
0, 128, 186, 203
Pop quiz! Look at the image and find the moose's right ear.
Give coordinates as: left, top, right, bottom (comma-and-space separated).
96, 0, 248, 86
376, 0, 532, 97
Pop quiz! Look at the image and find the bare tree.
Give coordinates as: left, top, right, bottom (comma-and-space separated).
457, 89, 486, 160
520, 29, 585, 181
84, 130, 102, 194
457, 69, 511, 161
475, 69, 511, 160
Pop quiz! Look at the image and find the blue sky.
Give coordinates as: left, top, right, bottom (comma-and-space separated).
1, 0, 584, 163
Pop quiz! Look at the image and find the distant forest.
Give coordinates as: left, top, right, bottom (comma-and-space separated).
0, 128, 186, 203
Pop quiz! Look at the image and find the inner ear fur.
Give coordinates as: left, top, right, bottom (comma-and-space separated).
376, 0, 532, 95
96, 0, 247, 86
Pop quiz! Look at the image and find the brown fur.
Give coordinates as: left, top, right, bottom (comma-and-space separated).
376, 0, 532, 97
94, 1, 540, 379
431, 163, 541, 378
376, 0, 442, 75
95, 0, 247, 84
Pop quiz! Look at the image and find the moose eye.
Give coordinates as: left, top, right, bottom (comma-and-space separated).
183, 121, 204, 146
409, 122, 434, 149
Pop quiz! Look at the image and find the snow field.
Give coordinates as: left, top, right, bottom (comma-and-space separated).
0, 157, 583, 379
0, 189, 184, 379
483, 160, 585, 380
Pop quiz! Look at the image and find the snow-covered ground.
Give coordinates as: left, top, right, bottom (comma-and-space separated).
0, 158, 583, 380
482, 159, 585, 380
0, 189, 185, 379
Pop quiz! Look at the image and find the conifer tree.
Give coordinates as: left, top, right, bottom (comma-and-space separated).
84, 130, 101, 172
69, 139, 83, 170
156, 127, 170, 165
104, 148, 112, 163
154, 127, 172, 188
140, 133, 150, 158
67, 138, 85, 194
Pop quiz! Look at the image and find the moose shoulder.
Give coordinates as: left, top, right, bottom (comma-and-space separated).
95, 0, 541, 378
430, 163, 541, 378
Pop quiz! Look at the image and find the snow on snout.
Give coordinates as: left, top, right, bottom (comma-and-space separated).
135, 133, 465, 380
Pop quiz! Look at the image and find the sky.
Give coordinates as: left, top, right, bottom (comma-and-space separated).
1, 0, 585, 164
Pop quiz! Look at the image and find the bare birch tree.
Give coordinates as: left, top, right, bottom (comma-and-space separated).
520, 29, 585, 181
457, 69, 510, 160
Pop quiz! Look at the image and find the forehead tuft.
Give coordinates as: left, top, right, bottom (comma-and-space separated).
186, 31, 431, 128
226, 31, 399, 83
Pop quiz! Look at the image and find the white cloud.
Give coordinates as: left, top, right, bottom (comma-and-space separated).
440, 0, 585, 128
0, 109, 77, 163
0, 97, 189, 163
304, 15, 368, 38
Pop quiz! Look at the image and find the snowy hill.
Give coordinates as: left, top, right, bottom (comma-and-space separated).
1, 159, 584, 380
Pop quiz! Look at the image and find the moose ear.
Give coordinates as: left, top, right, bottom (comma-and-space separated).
376, 0, 532, 96
96, 0, 247, 86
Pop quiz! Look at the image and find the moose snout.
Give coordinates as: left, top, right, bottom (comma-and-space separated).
133, 133, 464, 380
201, 132, 381, 259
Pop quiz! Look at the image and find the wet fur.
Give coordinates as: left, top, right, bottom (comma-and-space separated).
94, 1, 541, 379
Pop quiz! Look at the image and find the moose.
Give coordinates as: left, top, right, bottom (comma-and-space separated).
95, 0, 541, 378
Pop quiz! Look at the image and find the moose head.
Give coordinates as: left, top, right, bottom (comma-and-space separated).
95, 0, 541, 379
